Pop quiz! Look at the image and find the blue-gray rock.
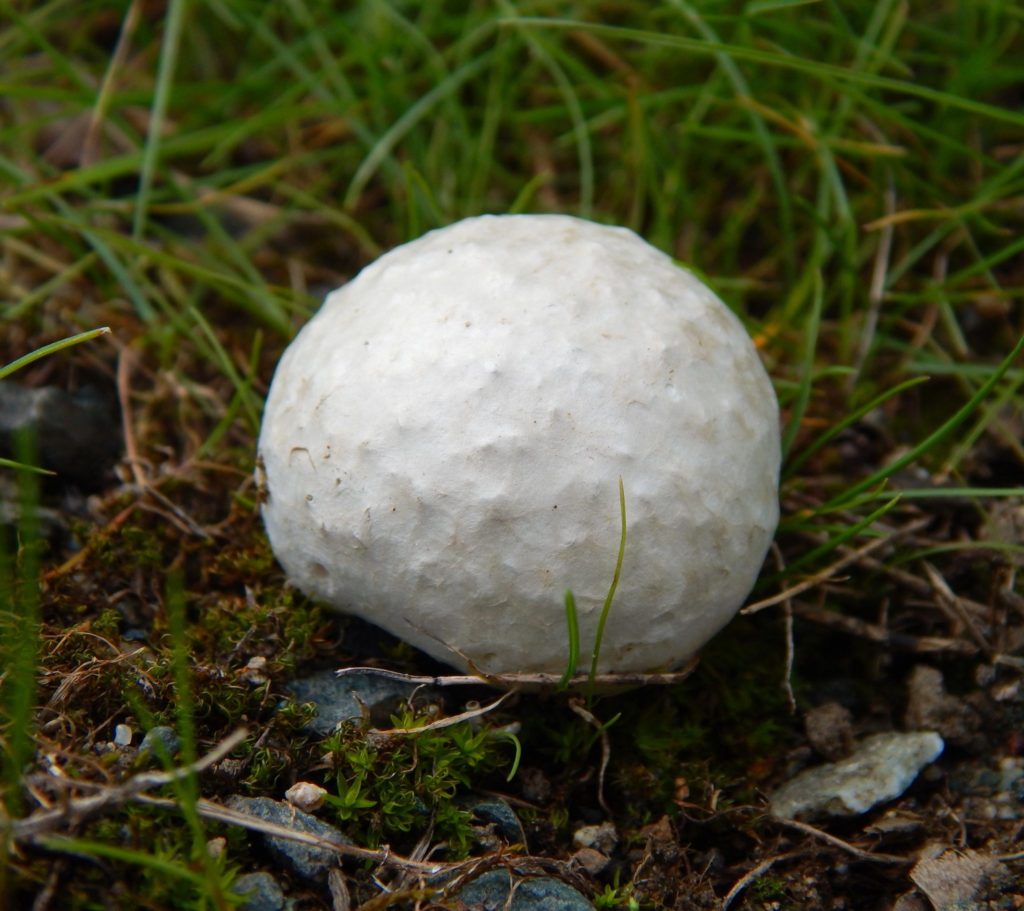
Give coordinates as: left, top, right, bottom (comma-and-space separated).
463, 797, 527, 846
138, 726, 180, 763
226, 796, 350, 882
285, 668, 437, 735
456, 870, 594, 911
231, 872, 286, 911
771, 731, 944, 820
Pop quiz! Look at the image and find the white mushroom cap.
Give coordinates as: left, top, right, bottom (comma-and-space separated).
258, 215, 780, 676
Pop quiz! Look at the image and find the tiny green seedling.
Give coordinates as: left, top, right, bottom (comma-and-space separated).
558, 477, 627, 697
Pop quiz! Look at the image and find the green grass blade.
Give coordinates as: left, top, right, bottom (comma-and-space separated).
867, 487, 1024, 501
770, 495, 901, 583
0, 436, 42, 820
0, 328, 110, 381
0, 459, 55, 476
501, 3, 594, 217
558, 589, 580, 690
824, 334, 1024, 510
343, 51, 493, 210
39, 837, 208, 886
498, 731, 523, 782
783, 375, 930, 480
133, 0, 189, 239
666, 0, 795, 281
588, 478, 627, 695
780, 270, 823, 459
503, 17, 1024, 127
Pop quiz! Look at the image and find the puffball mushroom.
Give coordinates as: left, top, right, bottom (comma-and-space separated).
258, 214, 780, 677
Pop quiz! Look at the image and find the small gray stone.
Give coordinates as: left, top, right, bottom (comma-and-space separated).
227, 796, 351, 882
231, 872, 286, 911
804, 702, 853, 760
456, 870, 594, 911
571, 847, 611, 876
904, 665, 981, 748
285, 668, 436, 735
572, 821, 617, 855
138, 726, 180, 762
771, 731, 944, 820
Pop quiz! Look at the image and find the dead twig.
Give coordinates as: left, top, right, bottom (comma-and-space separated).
328, 868, 351, 911
770, 815, 911, 866
568, 698, 613, 816
10, 728, 248, 841
769, 542, 797, 713
44, 646, 147, 710
335, 659, 699, 691
856, 552, 998, 624
135, 796, 451, 873
850, 168, 896, 386
368, 691, 513, 738
923, 562, 994, 656
998, 850, 1024, 862
402, 620, 699, 690
791, 603, 978, 655
722, 851, 807, 911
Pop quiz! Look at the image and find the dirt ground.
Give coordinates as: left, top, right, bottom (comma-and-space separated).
3, 341, 1024, 909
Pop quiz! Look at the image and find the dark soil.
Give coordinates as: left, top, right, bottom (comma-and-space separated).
2, 332, 1023, 910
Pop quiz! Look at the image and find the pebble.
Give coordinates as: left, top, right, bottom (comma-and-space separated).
950, 756, 1024, 821
635, 815, 678, 863
770, 731, 944, 820
113, 724, 133, 747
138, 726, 181, 762
904, 665, 982, 748
463, 796, 527, 847
230, 871, 286, 911
240, 655, 269, 686
572, 821, 617, 855
226, 795, 351, 882
456, 869, 594, 911
285, 781, 327, 813
285, 668, 438, 735
571, 847, 611, 876
803, 702, 853, 760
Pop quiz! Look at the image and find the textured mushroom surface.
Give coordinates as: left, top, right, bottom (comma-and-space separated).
258, 215, 780, 675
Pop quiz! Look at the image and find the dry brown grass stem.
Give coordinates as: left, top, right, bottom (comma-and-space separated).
721, 851, 807, 911
769, 816, 912, 866
334, 660, 700, 692
9, 728, 248, 842
742, 517, 931, 616
792, 603, 978, 655
115, 345, 211, 540
567, 697, 612, 816
368, 691, 513, 739
923, 562, 995, 655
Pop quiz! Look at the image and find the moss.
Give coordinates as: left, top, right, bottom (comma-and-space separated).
320, 705, 513, 856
